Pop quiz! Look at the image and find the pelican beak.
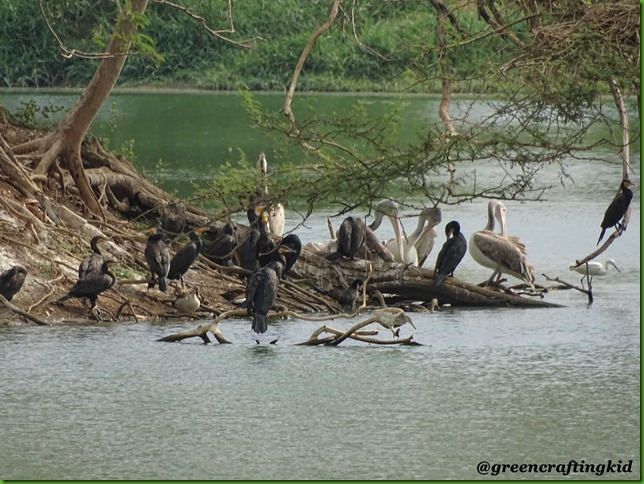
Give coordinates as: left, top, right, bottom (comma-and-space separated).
389, 215, 404, 262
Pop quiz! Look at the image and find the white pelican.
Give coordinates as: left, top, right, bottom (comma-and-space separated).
384, 206, 441, 266
257, 152, 285, 237
366, 199, 404, 262
468, 200, 535, 288
493, 201, 528, 255
570, 259, 620, 287
415, 206, 442, 267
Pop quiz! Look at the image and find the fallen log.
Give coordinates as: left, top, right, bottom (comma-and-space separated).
294, 248, 562, 308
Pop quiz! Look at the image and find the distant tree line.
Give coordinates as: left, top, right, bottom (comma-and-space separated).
1, 0, 510, 92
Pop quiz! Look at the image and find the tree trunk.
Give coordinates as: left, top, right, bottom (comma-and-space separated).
16, 0, 150, 219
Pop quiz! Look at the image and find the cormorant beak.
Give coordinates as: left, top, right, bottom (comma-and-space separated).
278, 245, 296, 255
194, 227, 208, 235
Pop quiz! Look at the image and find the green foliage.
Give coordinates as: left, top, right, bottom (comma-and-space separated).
0, 0, 510, 93
8, 100, 66, 129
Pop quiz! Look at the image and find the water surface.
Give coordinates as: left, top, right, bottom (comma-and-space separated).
0, 90, 639, 480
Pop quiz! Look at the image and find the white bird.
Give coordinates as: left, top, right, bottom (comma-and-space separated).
384, 206, 442, 266
257, 152, 285, 237
570, 259, 620, 287
468, 199, 535, 288
494, 201, 528, 255
415, 206, 442, 267
366, 199, 404, 262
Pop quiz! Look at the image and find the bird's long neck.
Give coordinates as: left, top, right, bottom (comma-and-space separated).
91, 238, 102, 254
368, 212, 384, 231
409, 214, 428, 242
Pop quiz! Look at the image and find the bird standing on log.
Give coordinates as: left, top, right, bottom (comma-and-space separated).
597, 179, 633, 245
79, 235, 107, 280
0, 265, 27, 301
203, 222, 237, 266
469, 200, 535, 288
55, 260, 116, 311
168, 227, 206, 285
338, 278, 363, 311
258, 233, 302, 275
160, 202, 186, 239
244, 255, 286, 334
326, 217, 367, 261
238, 208, 262, 271
145, 227, 171, 292
385, 206, 441, 266
433, 221, 467, 287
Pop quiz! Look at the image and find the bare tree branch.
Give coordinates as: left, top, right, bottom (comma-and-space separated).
283, 0, 340, 137
153, 0, 263, 49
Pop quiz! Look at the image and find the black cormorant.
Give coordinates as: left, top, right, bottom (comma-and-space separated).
203, 222, 237, 266
434, 221, 467, 287
238, 208, 263, 271
326, 217, 366, 261
257, 233, 301, 274
55, 260, 116, 309
161, 202, 186, 239
279, 233, 301, 274
0, 265, 27, 301
338, 278, 363, 309
145, 227, 171, 292
244, 255, 286, 334
79, 235, 107, 280
168, 227, 206, 284
256, 208, 276, 258
597, 179, 634, 245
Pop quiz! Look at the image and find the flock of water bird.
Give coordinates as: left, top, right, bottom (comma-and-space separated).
0, 154, 634, 336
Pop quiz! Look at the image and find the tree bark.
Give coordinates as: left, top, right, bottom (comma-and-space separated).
294, 249, 561, 308
18, 0, 150, 219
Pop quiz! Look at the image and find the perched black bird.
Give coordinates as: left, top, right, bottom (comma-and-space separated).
280, 234, 302, 274
327, 217, 366, 261
338, 278, 363, 310
203, 222, 237, 266
433, 221, 467, 287
256, 208, 276, 258
79, 235, 107, 280
238, 208, 263, 271
597, 179, 634, 245
257, 233, 302, 274
244, 255, 285, 334
168, 227, 206, 285
0, 265, 27, 301
160, 202, 186, 239
55, 260, 116, 309
145, 227, 171, 292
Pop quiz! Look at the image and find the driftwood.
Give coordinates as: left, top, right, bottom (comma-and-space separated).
0, 294, 49, 326
159, 304, 420, 346
294, 248, 561, 308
